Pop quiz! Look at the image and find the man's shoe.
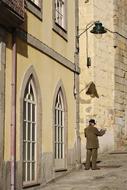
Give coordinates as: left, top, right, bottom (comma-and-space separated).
92, 167, 100, 170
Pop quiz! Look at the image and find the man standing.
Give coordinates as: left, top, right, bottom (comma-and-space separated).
84, 119, 106, 170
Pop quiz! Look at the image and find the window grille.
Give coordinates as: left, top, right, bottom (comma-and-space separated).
55, 0, 66, 29
23, 78, 37, 184
54, 89, 65, 159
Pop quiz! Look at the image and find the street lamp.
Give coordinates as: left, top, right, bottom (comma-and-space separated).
74, 21, 107, 98
77, 20, 127, 97
90, 21, 107, 35
78, 21, 107, 38
78, 21, 107, 67
78, 20, 127, 67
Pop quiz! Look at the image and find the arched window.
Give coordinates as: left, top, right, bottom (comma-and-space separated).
54, 88, 65, 159
23, 76, 37, 184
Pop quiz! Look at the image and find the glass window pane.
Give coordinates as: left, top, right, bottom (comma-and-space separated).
55, 143, 56, 159
55, 0, 65, 28
55, 126, 57, 141
32, 143, 35, 160
27, 142, 31, 161
28, 103, 31, 121
58, 126, 60, 142
23, 142, 26, 161
27, 162, 30, 181
30, 0, 40, 7
61, 143, 63, 158
28, 123, 31, 140
30, 84, 34, 101
61, 111, 63, 126
23, 101, 26, 120
61, 127, 63, 142
23, 121, 26, 140
32, 162, 35, 180
32, 104, 35, 122
58, 111, 60, 124
32, 124, 35, 141
58, 141, 60, 158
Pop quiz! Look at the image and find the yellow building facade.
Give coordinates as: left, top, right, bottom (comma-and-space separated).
0, 0, 80, 189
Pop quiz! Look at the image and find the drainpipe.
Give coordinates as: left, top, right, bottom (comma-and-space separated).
10, 29, 17, 190
74, 0, 81, 166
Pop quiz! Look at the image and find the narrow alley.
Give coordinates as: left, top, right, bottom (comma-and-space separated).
40, 153, 127, 190
1, 1, 127, 190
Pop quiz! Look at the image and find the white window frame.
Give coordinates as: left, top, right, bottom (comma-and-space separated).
55, 0, 66, 30
23, 78, 37, 185
54, 89, 65, 159
30, 0, 41, 7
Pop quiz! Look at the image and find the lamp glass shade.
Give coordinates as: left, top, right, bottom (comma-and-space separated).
90, 21, 107, 34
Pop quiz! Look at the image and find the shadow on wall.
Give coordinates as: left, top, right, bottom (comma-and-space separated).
6, 12, 28, 58
16, 12, 28, 58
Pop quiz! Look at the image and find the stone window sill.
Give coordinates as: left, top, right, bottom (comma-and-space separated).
26, 0, 42, 20
53, 22, 68, 41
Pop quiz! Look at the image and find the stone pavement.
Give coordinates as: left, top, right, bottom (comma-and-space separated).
40, 153, 127, 190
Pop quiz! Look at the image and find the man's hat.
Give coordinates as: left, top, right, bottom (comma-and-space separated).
89, 119, 96, 124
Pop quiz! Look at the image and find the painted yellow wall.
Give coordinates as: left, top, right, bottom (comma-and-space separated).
4, 0, 77, 160
4, 37, 76, 160
4, 34, 12, 160
21, 0, 76, 63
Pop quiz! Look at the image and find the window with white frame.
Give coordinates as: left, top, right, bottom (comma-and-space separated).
54, 88, 65, 159
55, 0, 66, 29
30, 0, 41, 7
23, 77, 37, 184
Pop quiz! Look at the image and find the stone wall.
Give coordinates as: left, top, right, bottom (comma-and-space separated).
79, 0, 115, 161
92, 0, 115, 152
79, 0, 127, 157
114, 0, 127, 150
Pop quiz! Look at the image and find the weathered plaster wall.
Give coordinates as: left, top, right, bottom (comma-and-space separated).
79, 0, 115, 161
80, 0, 127, 160
92, 0, 115, 152
114, 0, 127, 150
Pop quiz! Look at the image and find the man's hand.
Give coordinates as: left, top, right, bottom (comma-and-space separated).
100, 128, 106, 135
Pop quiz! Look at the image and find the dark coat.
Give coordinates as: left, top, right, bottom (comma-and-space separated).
84, 125, 105, 149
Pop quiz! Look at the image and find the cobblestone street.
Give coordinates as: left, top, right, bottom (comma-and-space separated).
40, 153, 127, 190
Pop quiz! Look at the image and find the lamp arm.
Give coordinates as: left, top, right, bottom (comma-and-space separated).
106, 28, 127, 40
78, 22, 95, 38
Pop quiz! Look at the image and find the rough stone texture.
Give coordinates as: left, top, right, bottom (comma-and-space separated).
114, 0, 127, 150
79, 0, 127, 158
79, 0, 115, 160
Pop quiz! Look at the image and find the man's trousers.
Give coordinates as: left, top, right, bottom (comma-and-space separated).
85, 148, 98, 169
